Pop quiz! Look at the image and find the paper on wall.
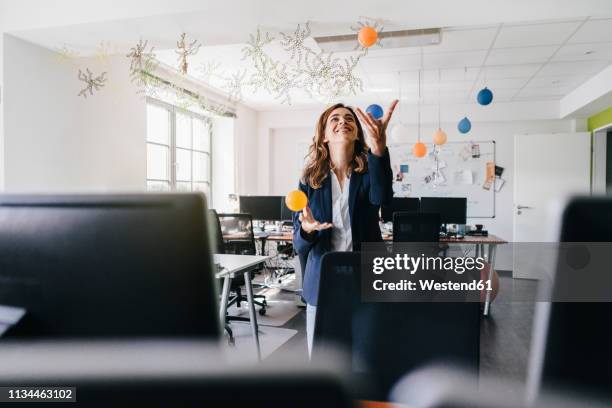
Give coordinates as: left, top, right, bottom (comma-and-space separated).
454, 169, 473, 185
459, 145, 471, 161
495, 177, 506, 192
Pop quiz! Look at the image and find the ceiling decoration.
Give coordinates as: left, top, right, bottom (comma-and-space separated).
77, 68, 107, 98
175, 32, 202, 75
203, 21, 375, 104
126, 39, 158, 89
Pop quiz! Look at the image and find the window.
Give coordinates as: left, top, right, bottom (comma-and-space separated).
146, 99, 212, 202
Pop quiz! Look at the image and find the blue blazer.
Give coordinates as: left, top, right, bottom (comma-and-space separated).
293, 149, 393, 306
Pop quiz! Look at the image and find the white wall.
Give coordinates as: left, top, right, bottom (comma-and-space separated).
3, 35, 146, 192
235, 103, 258, 195
254, 106, 576, 270
212, 116, 235, 211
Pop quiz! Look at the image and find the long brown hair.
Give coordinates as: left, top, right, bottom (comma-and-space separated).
302, 103, 368, 189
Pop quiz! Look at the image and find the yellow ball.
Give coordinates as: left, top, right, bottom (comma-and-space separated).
285, 190, 308, 212
433, 128, 448, 145
413, 142, 427, 158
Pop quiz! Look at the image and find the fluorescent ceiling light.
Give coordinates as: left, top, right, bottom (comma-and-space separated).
314, 28, 442, 53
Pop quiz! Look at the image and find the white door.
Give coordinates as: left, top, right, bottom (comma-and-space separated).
513, 133, 591, 278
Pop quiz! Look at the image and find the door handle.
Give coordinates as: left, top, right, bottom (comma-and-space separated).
516, 205, 533, 209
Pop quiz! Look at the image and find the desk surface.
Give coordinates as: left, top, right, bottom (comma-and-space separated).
213, 254, 270, 278
382, 233, 507, 244
224, 232, 506, 244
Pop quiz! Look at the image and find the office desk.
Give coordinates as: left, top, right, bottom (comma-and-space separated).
214, 254, 270, 361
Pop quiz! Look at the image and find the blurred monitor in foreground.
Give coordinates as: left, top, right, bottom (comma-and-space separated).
0, 193, 219, 339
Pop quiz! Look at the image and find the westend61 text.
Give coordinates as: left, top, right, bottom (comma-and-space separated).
372, 279, 492, 291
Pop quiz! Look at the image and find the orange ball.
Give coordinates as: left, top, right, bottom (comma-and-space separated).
358, 26, 378, 48
433, 128, 448, 145
413, 142, 427, 158
285, 190, 308, 212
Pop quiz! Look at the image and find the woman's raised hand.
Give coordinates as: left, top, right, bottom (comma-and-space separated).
299, 206, 332, 234
356, 99, 399, 157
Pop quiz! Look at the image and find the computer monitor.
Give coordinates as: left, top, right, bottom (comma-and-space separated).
0, 193, 220, 339
239, 196, 283, 221
280, 200, 294, 221
529, 197, 612, 398
381, 197, 420, 223
420, 197, 467, 224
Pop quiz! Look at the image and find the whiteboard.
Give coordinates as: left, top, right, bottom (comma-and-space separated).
388, 141, 496, 218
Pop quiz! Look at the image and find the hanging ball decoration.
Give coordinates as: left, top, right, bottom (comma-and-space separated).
366, 104, 384, 120
477, 87, 494, 106
285, 190, 308, 212
358, 26, 378, 48
433, 128, 448, 145
391, 123, 410, 143
458, 117, 472, 134
413, 142, 427, 158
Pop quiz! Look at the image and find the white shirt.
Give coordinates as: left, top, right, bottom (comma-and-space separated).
330, 171, 353, 252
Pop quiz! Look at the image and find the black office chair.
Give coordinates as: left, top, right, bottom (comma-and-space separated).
313, 251, 480, 401
392, 211, 440, 242
527, 197, 612, 400
211, 212, 267, 341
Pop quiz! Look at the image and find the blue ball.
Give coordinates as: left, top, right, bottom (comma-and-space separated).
366, 104, 384, 119
458, 117, 472, 134
477, 87, 493, 105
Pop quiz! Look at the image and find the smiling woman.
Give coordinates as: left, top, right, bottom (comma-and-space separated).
292, 100, 398, 356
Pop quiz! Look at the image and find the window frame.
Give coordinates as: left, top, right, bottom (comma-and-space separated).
146, 97, 213, 203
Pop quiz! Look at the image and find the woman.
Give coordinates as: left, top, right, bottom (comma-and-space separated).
292, 100, 398, 356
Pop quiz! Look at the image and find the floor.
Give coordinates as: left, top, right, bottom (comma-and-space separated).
263, 269, 538, 384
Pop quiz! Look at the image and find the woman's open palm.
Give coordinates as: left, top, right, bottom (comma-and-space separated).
355, 99, 399, 157
299, 206, 332, 234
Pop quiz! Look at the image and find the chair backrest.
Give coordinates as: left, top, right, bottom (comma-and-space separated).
393, 211, 440, 242
313, 251, 480, 401
217, 213, 257, 256
208, 209, 225, 254
528, 197, 612, 399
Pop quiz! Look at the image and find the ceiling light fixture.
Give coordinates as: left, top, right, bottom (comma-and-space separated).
314, 28, 441, 53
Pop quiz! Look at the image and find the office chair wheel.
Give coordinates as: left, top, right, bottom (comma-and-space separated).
259, 307, 267, 316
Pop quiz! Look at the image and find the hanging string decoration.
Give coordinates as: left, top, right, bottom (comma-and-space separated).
202, 21, 372, 105
241, 28, 296, 104
126, 39, 159, 88
54, 45, 81, 67
125, 40, 233, 116
433, 69, 447, 145
77, 68, 107, 98
175, 32, 202, 75
94, 41, 117, 65
279, 22, 312, 65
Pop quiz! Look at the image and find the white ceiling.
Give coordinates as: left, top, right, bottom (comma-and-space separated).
156, 17, 612, 110
6, 2, 612, 111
